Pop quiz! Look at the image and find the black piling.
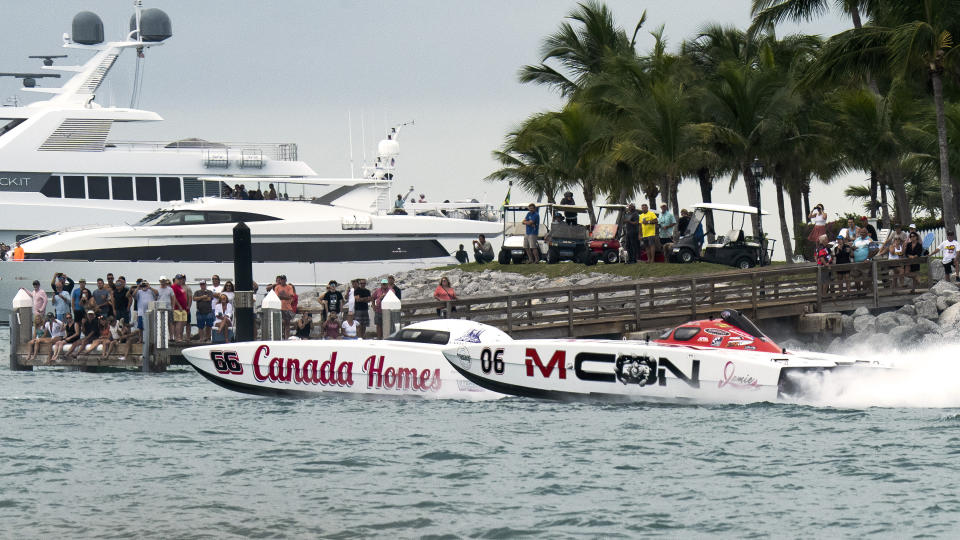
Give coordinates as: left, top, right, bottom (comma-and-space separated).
233, 222, 254, 342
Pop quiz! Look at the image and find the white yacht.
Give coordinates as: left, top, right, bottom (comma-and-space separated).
0, 6, 502, 318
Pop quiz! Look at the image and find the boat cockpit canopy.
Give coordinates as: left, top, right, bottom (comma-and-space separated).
135, 209, 280, 226
385, 328, 452, 345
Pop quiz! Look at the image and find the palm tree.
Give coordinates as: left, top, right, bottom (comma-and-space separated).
810, 0, 960, 231
487, 114, 573, 203
750, 0, 878, 31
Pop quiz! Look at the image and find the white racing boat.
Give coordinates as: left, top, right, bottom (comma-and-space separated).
442, 311, 887, 404
182, 320, 509, 400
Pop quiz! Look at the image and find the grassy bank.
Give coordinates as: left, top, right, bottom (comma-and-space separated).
433, 261, 776, 279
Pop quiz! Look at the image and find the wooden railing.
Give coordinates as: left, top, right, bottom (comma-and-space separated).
399, 259, 930, 338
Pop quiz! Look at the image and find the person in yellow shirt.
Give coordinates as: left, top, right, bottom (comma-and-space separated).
638, 204, 659, 263
12, 241, 25, 261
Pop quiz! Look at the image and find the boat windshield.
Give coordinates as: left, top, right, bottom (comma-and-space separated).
135, 209, 168, 226
385, 328, 451, 345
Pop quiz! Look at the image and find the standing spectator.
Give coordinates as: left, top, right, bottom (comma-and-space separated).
111, 276, 130, 324
904, 231, 924, 275
321, 280, 344, 321
271, 275, 296, 337
0, 242, 9, 261
265, 183, 277, 200
433, 276, 457, 317
388, 275, 402, 299
560, 191, 578, 224
294, 313, 313, 340
930, 230, 960, 282
179, 274, 194, 339
157, 276, 179, 337
815, 235, 832, 265
522, 203, 541, 264
322, 313, 341, 340
472, 234, 494, 264
455, 244, 469, 264
51, 282, 71, 322
840, 217, 857, 241
171, 274, 189, 341
134, 280, 158, 333
860, 216, 878, 240
372, 278, 392, 339
106, 273, 116, 291
353, 279, 372, 338
79, 289, 95, 315
418, 193, 427, 203
12, 241, 25, 261
807, 204, 828, 246
193, 280, 216, 342
211, 274, 223, 295
884, 223, 908, 247
624, 203, 640, 263
51, 272, 75, 294
677, 209, 691, 237
658, 203, 677, 258
345, 279, 358, 316
639, 203, 659, 263
214, 294, 234, 343
834, 235, 853, 294
853, 228, 872, 262
71, 278, 90, 322
221, 280, 236, 303
92, 278, 112, 318
341, 311, 359, 340
880, 235, 906, 288
26, 280, 48, 318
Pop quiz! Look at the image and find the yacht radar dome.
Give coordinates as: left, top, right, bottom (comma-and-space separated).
377, 138, 400, 159
129, 8, 172, 42
0, 72, 61, 88
71, 11, 104, 45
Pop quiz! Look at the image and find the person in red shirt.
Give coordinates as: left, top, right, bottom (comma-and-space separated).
433, 276, 457, 318
170, 275, 189, 341
270, 275, 296, 337
371, 278, 393, 338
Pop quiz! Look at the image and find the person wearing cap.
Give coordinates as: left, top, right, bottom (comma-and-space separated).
51, 281, 71, 322
624, 203, 640, 263
833, 235, 853, 294
658, 203, 677, 258
71, 278, 89, 322
560, 191, 577, 225
930, 230, 960, 282
859, 216, 878, 241
271, 275, 296, 337
353, 279, 372, 338
193, 280, 216, 342
321, 280, 344, 322
522, 203, 541, 264
371, 278, 393, 339
170, 274, 190, 341
178, 274, 194, 339
133, 280, 158, 333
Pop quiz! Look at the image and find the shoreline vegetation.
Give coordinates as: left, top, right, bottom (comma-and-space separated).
486, 0, 960, 263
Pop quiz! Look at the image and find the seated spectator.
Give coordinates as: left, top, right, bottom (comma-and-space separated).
472, 234, 494, 264
393, 194, 407, 215
455, 244, 469, 264
341, 311, 360, 340
214, 294, 234, 343
112, 318, 139, 360
52, 313, 79, 362
322, 312, 341, 340
265, 183, 278, 200
84, 316, 114, 359
294, 313, 313, 340
24, 314, 48, 362
67, 311, 99, 359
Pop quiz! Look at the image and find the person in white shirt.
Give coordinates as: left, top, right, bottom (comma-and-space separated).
930, 230, 960, 282
341, 311, 359, 339
36, 313, 65, 364
214, 294, 235, 343
346, 279, 357, 315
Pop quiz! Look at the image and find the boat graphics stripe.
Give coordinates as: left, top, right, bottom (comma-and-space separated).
27, 239, 449, 263
192, 364, 326, 398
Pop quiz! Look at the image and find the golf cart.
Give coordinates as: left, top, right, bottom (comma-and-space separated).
587, 204, 627, 264
543, 205, 598, 265
670, 203, 775, 269
499, 203, 550, 264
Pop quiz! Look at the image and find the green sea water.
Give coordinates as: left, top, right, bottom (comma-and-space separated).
2, 327, 960, 538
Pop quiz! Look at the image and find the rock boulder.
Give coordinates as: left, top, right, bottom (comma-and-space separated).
875, 312, 900, 334
853, 306, 871, 317
932, 280, 960, 296
940, 303, 960, 331
915, 299, 939, 321
853, 314, 877, 334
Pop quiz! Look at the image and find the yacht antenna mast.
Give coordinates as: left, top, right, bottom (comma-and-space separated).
348, 110, 355, 178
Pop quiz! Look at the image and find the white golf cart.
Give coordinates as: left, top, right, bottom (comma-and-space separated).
670, 202, 775, 269
499, 203, 551, 264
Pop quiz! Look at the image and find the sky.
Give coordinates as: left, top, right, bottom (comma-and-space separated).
1, 1, 860, 256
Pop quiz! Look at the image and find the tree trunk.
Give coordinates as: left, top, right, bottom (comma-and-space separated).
742, 165, 761, 237
886, 166, 911, 227
879, 177, 890, 228
932, 69, 958, 233
775, 173, 794, 263
869, 170, 878, 219
788, 183, 804, 256
669, 175, 680, 220
583, 186, 597, 227
697, 167, 716, 242
802, 180, 811, 218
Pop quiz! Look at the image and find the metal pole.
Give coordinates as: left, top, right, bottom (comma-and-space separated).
233, 222, 254, 342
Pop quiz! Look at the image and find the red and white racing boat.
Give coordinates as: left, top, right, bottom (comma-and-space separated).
181, 320, 509, 400
443, 310, 885, 403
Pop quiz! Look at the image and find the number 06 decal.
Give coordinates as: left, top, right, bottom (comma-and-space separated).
211, 351, 243, 374
480, 347, 505, 375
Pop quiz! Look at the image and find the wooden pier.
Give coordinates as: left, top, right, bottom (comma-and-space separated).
398, 259, 930, 338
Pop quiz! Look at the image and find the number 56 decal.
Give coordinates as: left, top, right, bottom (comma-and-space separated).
480, 347, 505, 375
210, 351, 243, 375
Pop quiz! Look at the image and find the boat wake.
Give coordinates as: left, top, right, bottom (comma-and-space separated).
787, 343, 960, 408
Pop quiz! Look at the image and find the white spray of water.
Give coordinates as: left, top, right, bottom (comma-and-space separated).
788, 342, 960, 408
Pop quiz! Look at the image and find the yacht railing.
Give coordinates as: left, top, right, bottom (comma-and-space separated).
104, 141, 299, 161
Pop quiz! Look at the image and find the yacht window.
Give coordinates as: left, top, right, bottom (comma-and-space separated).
39, 176, 62, 198
136, 177, 157, 201
87, 176, 109, 200
232, 212, 280, 222
156, 211, 205, 226
63, 175, 85, 199
385, 329, 450, 345
112, 177, 133, 201
202, 180, 221, 197
0, 119, 25, 138
160, 177, 181, 201
205, 212, 232, 223
671, 327, 701, 341
183, 177, 202, 201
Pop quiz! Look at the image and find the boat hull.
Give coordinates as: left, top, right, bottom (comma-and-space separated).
183, 339, 501, 400
443, 340, 868, 404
